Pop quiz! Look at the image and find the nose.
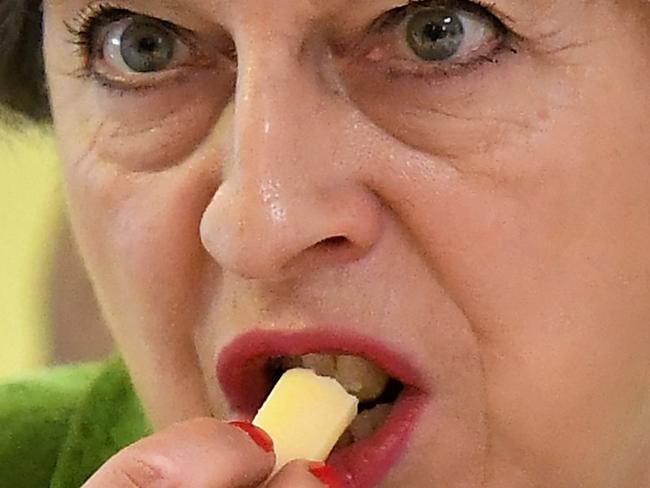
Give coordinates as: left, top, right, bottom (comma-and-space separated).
199, 36, 383, 281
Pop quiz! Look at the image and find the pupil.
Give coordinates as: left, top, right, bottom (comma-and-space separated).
120, 20, 175, 73
139, 37, 157, 52
407, 8, 464, 61
423, 22, 443, 41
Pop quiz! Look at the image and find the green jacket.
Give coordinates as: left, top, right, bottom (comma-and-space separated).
0, 356, 152, 487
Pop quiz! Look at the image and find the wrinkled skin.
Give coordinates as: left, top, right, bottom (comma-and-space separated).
43, 0, 650, 486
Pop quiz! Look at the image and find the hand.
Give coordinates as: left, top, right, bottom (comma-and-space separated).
81, 418, 341, 487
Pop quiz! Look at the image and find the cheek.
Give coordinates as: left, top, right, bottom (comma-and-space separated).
54, 73, 231, 172
55, 124, 222, 426
47, 56, 232, 295
337, 48, 564, 167
359, 21, 650, 482
60, 142, 219, 343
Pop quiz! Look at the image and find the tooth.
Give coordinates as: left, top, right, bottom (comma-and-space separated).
280, 356, 302, 370
349, 404, 392, 442
301, 353, 337, 377
335, 355, 390, 402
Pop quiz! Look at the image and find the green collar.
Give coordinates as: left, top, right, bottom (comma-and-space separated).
50, 356, 152, 488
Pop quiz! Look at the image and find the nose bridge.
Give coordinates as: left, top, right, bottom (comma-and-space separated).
200, 31, 382, 280
235, 30, 333, 179
232, 32, 342, 229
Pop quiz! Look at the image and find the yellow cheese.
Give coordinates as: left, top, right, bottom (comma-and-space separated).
253, 368, 359, 469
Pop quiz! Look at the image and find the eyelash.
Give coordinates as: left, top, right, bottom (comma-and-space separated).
65, 1, 189, 89
66, 1, 121, 80
366, 0, 515, 78
64, 0, 515, 88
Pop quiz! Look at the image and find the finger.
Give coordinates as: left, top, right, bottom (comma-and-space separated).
265, 460, 344, 488
82, 418, 275, 488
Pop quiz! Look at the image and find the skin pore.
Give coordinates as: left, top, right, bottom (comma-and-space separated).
42, 0, 650, 486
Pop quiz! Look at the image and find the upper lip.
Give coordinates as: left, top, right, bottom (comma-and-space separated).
216, 326, 428, 418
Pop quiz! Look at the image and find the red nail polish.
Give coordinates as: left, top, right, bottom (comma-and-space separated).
229, 421, 274, 453
308, 461, 344, 488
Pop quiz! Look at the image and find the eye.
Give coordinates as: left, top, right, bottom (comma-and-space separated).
356, 0, 509, 77
65, 5, 210, 90
407, 6, 479, 61
98, 16, 191, 75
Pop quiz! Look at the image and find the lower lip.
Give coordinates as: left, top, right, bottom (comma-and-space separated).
328, 388, 425, 488
217, 328, 429, 487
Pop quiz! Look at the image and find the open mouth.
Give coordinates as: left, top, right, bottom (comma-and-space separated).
217, 329, 428, 488
268, 353, 404, 449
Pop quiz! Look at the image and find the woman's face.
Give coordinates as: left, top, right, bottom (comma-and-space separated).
43, 0, 650, 486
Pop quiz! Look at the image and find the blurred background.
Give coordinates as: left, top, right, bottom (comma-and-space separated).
1, 117, 113, 379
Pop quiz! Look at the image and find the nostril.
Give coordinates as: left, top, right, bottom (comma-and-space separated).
309, 235, 370, 266
318, 236, 348, 248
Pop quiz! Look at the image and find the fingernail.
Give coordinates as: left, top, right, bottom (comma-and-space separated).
308, 461, 344, 488
229, 421, 274, 453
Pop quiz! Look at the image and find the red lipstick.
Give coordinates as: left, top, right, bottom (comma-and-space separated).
216, 328, 429, 488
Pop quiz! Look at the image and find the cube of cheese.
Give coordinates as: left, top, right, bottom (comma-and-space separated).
252, 368, 359, 469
